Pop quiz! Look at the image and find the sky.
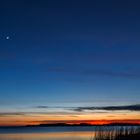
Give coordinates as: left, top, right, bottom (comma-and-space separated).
0, 0, 140, 126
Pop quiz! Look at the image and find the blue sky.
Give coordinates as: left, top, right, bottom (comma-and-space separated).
0, 0, 140, 117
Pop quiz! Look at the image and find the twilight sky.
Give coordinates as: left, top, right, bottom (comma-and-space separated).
0, 0, 140, 126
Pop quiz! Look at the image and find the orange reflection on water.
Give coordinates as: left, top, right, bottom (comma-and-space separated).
0, 131, 94, 140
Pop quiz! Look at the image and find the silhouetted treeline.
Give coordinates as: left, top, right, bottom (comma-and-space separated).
26, 123, 140, 127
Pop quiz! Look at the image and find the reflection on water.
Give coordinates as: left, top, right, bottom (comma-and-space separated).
0, 126, 139, 140
0, 131, 93, 140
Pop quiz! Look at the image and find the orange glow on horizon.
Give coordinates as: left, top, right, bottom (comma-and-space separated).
1, 119, 140, 126
0, 111, 140, 126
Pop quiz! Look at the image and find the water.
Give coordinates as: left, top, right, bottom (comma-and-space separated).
0, 126, 139, 140
0, 126, 94, 140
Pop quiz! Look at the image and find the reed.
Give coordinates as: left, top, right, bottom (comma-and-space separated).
93, 126, 140, 140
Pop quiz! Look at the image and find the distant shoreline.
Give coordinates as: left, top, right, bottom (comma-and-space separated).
0, 123, 140, 128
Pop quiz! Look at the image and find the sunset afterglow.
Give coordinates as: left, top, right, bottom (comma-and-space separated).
0, 0, 140, 127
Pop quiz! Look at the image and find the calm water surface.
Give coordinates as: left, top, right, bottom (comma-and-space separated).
0, 131, 93, 140
0, 126, 94, 140
0, 126, 138, 140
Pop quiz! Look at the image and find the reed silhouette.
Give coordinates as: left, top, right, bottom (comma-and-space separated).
94, 126, 140, 140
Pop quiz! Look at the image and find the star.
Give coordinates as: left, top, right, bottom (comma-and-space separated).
6, 36, 10, 39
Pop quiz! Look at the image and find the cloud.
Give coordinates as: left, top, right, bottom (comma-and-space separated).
99, 104, 140, 111
0, 111, 81, 117
34, 105, 79, 110
1, 104, 139, 117
0, 104, 139, 119
72, 104, 140, 112
35, 106, 49, 109
0, 112, 25, 116
34, 104, 140, 112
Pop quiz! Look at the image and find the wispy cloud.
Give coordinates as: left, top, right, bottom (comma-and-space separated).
34, 104, 140, 112
0, 112, 25, 116
35, 106, 49, 108
72, 104, 140, 112
0, 111, 80, 117
0, 104, 139, 118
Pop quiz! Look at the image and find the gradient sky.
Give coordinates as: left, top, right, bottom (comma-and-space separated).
0, 0, 140, 126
